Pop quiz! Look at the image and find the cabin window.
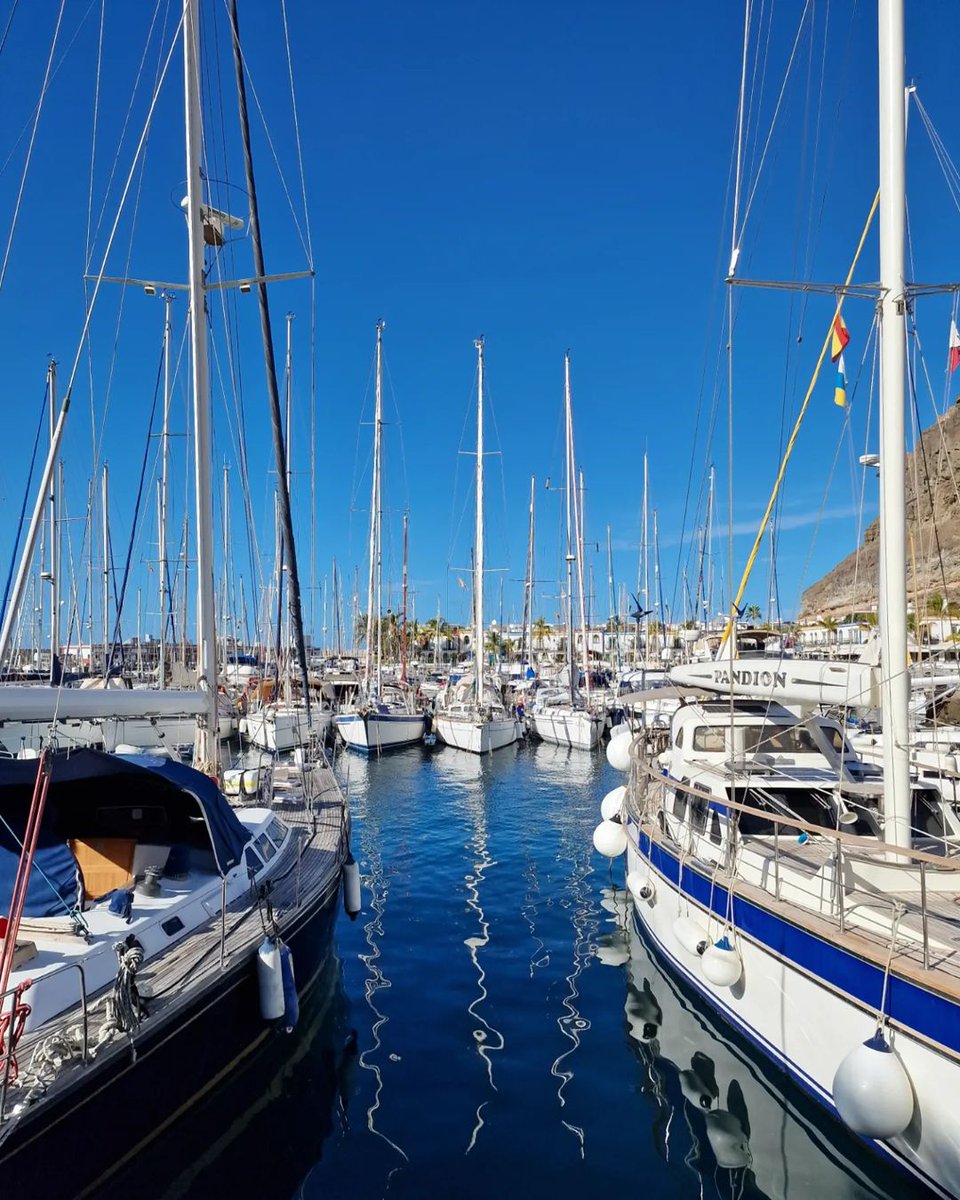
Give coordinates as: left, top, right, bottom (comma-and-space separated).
692, 726, 725, 752
267, 817, 288, 846
675, 727, 684, 749
245, 846, 263, 873
672, 786, 687, 819
825, 726, 847, 754
690, 791, 708, 835
913, 789, 947, 842
708, 812, 722, 846
256, 832, 276, 861
161, 915, 184, 937
742, 723, 817, 755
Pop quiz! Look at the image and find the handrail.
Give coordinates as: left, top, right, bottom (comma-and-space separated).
629, 750, 960, 873
0, 959, 89, 1121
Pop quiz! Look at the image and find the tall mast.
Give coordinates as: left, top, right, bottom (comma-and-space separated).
435, 596, 441, 666
575, 460, 591, 705
653, 510, 662, 658
364, 320, 384, 693
184, 0, 220, 771
283, 314, 293, 680
47, 360, 59, 683
221, 464, 230, 676
158, 292, 173, 688
706, 464, 715, 628
474, 337, 485, 707
642, 451, 649, 668
101, 464, 110, 674
401, 511, 409, 684
878, 0, 910, 849
564, 354, 576, 703
228, 0, 311, 726
522, 474, 535, 668
284, 313, 294, 499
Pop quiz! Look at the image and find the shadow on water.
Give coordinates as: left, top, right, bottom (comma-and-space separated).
619, 892, 928, 1200
90, 910, 357, 1200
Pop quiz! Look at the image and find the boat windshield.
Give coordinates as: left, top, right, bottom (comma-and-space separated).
692, 722, 818, 755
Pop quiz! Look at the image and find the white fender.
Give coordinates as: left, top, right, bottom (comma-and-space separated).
593, 819, 627, 858
832, 1031, 914, 1139
257, 936, 285, 1021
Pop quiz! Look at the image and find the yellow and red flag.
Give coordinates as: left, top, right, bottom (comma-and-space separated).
831, 313, 850, 363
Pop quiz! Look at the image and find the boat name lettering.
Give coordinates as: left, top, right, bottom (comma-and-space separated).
712, 668, 787, 689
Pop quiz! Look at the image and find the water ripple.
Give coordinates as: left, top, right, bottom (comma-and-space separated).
463, 796, 504, 1153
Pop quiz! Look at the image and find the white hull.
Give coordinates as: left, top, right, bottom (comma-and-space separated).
531, 706, 601, 750
434, 714, 520, 754
334, 711, 425, 752
625, 834, 960, 1199
242, 705, 331, 752
622, 909, 904, 1198
0, 713, 235, 756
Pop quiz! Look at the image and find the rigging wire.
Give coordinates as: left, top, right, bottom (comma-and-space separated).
0, 0, 66, 292
106, 344, 166, 671
0, 0, 18, 60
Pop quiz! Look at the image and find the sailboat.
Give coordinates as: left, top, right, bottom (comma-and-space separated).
531, 354, 602, 751
602, 4, 960, 1197
334, 321, 424, 753
0, 4, 350, 1193
243, 316, 332, 753
434, 339, 521, 755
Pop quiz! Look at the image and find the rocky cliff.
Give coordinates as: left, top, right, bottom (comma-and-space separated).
800, 401, 960, 620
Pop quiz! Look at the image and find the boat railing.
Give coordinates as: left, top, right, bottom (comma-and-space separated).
0, 959, 89, 1121
627, 753, 960, 977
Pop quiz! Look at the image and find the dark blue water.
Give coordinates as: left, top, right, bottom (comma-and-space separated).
97, 741, 918, 1200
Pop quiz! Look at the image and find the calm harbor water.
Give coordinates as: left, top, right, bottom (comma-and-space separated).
97, 741, 921, 1200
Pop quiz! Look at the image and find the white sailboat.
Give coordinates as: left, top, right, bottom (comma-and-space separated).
604, 5, 960, 1197
531, 354, 602, 751
243, 317, 331, 753
335, 321, 424, 753
435, 339, 520, 755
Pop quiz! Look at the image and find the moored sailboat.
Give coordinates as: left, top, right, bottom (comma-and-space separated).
531, 354, 602, 751
600, 4, 960, 1196
435, 339, 520, 755
334, 322, 424, 753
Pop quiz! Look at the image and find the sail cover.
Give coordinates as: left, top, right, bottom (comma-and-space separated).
0, 749, 249, 920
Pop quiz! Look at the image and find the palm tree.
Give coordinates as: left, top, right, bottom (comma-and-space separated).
532, 617, 550, 650
745, 603, 762, 622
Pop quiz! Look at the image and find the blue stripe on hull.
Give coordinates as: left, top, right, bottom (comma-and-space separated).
635, 827, 960, 1060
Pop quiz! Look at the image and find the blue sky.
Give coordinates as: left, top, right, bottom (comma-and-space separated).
1, 1, 959, 652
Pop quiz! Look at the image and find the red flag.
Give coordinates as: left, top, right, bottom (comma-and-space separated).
830, 313, 850, 363
949, 319, 960, 374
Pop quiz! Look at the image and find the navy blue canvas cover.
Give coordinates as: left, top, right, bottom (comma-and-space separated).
0, 750, 249, 920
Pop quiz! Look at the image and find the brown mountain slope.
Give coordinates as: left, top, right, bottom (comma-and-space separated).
800, 400, 960, 620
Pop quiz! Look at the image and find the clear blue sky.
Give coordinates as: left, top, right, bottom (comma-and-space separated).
1, 1, 959, 651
